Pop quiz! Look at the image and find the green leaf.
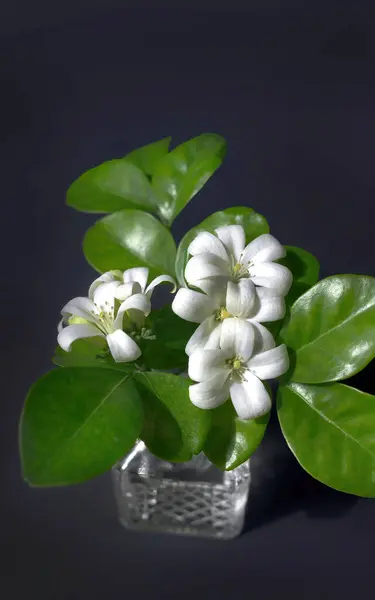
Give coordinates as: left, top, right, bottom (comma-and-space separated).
66, 160, 158, 213
52, 338, 135, 373
124, 137, 171, 176
149, 306, 196, 348
83, 209, 176, 278
138, 306, 195, 370
20, 368, 143, 486
267, 245, 320, 340
279, 275, 375, 383
277, 382, 375, 497
280, 245, 320, 306
175, 206, 269, 286
203, 400, 270, 470
152, 133, 226, 225
134, 372, 210, 462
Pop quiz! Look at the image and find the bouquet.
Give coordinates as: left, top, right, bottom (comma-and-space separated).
19, 134, 375, 498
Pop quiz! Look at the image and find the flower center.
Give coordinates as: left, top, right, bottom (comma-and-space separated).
215, 306, 232, 321
93, 303, 115, 335
226, 355, 246, 380
232, 260, 251, 281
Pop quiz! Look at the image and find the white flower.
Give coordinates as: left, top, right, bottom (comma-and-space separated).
185, 225, 292, 296
172, 278, 284, 355
57, 267, 176, 363
88, 267, 176, 302
188, 318, 289, 420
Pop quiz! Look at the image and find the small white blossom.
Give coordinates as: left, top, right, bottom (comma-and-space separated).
57, 267, 175, 363
172, 279, 284, 355
185, 225, 292, 297
88, 267, 176, 302
188, 318, 289, 420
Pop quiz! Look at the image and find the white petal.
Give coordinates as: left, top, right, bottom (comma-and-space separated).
249, 287, 286, 322
230, 373, 272, 420
106, 330, 141, 363
88, 271, 121, 299
220, 318, 255, 361
172, 288, 217, 324
114, 293, 151, 329
61, 297, 98, 324
208, 284, 227, 307
226, 279, 257, 318
188, 231, 229, 261
57, 323, 103, 352
248, 321, 276, 354
185, 316, 222, 356
145, 274, 177, 298
58, 318, 64, 333
215, 225, 245, 262
114, 282, 138, 301
246, 344, 289, 380
188, 348, 227, 382
185, 253, 231, 289
189, 373, 231, 409
120, 293, 151, 314
93, 281, 121, 309
123, 267, 149, 293
190, 277, 229, 298
241, 233, 286, 264
249, 262, 292, 296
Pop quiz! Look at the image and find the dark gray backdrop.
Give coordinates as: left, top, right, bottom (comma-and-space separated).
3, 2, 375, 598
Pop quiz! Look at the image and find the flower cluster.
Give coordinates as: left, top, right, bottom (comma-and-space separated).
57, 226, 292, 420
58, 267, 175, 363
172, 225, 292, 420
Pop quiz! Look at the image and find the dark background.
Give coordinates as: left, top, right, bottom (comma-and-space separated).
3, 2, 375, 598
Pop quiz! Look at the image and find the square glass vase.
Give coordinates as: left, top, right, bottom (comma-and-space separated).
112, 441, 251, 540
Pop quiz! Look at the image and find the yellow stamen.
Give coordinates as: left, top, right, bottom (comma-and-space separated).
233, 263, 242, 274
215, 307, 232, 321
220, 307, 231, 320
233, 359, 242, 370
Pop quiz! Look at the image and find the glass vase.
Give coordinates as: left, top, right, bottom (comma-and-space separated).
112, 441, 251, 540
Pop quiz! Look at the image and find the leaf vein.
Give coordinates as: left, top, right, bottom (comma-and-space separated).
295, 299, 375, 354
43, 374, 130, 473
290, 385, 375, 459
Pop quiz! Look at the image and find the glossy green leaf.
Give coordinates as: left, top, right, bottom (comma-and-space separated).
152, 133, 226, 225
124, 137, 171, 176
175, 206, 269, 286
20, 368, 143, 486
280, 245, 320, 306
139, 306, 195, 370
53, 338, 135, 373
83, 209, 176, 278
277, 382, 375, 497
279, 275, 375, 383
66, 160, 158, 213
148, 306, 196, 348
134, 372, 210, 462
204, 400, 270, 470
267, 246, 320, 340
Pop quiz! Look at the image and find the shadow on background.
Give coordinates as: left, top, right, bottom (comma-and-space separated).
243, 411, 357, 534
243, 361, 375, 533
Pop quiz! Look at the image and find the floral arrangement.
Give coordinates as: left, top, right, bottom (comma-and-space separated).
19, 134, 375, 498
